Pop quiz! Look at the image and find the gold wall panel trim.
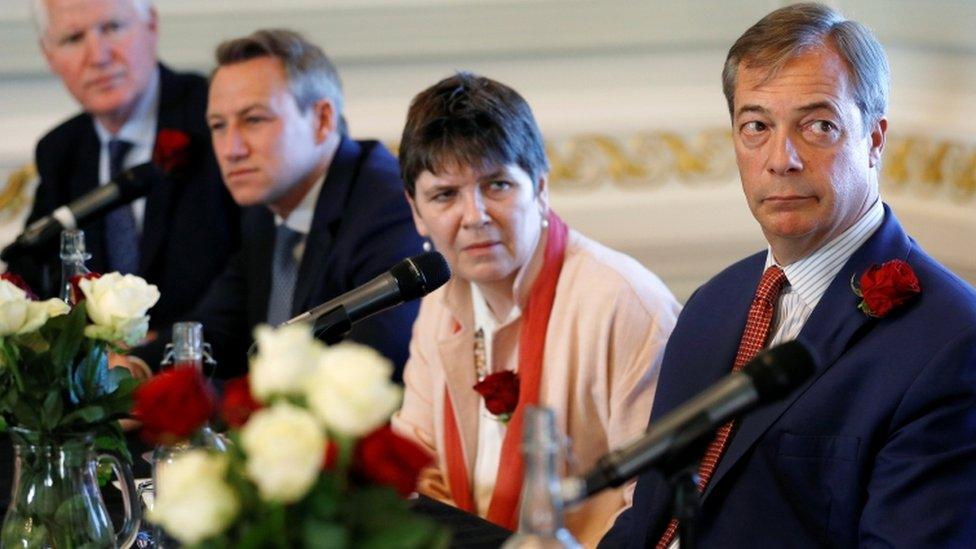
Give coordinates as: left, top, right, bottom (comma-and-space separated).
0, 164, 36, 220
546, 130, 736, 191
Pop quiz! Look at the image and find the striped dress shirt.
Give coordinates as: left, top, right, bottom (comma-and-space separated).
766, 199, 885, 347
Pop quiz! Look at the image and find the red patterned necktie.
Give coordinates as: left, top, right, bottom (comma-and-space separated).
656, 265, 788, 549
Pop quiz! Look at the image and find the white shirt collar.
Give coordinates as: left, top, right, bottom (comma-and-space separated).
765, 198, 885, 311
275, 173, 327, 235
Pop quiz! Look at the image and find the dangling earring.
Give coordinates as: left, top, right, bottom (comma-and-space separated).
422, 239, 433, 252
541, 208, 549, 229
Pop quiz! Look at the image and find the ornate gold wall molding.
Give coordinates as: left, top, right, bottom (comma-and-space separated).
546, 130, 736, 191
542, 130, 975, 203
0, 164, 36, 221
882, 136, 976, 200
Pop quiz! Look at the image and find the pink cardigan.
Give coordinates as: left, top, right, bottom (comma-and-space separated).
393, 229, 680, 547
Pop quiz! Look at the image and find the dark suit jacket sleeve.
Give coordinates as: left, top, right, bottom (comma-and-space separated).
339, 178, 423, 383
858, 324, 976, 546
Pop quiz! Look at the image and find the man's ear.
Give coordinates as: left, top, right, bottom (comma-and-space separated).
404, 190, 429, 238
868, 117, 887, 168
312, 99, 337, 143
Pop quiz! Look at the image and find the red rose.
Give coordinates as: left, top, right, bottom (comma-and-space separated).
352, 425, 431, 497
323, 440, 340, 470
473, 370, 520, 421
152, 129, 192, 174
0, 273, 37, 300
69, 272, 101, 304
219, 376, 262, 428
133, 366, 216, 445
855, 259, 921, 318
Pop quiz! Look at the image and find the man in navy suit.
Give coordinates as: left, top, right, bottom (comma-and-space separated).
14, 0, 239, 338
603, 4, 976, 547
156, 29, 424, 380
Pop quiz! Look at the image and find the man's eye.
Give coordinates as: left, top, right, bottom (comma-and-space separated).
208, 121, 225, 132
808, 120, 839, 135
60, 31, 85, 46
741, 120, 768, 134
102, 20, 124, 34
487, 180, 512, 192
244, 116, 267, 125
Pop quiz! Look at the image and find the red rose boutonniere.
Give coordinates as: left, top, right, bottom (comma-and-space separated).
473, 370, 520, 424
153, 128, 192, 174
851, 259, 921, 318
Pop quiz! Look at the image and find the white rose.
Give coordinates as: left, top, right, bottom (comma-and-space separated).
249, 323, 323, 402
305, 342, 401, 437
79, 273, 160, 345
240, 403, 325, 503
149, 449, 239, 545
0, 279, 69, 336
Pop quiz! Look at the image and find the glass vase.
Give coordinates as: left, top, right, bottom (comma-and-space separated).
1, 428, 140, 548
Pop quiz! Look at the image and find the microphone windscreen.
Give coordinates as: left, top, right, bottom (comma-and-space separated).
742, 340, 816, 402
391, 251, 451, 300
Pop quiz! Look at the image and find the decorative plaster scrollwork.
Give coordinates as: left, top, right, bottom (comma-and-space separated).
546, 130, 736, 191
881, 136, 976, 200
0, 164, 36, 221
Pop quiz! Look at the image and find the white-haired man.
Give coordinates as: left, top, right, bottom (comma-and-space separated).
13, 0, 240, 340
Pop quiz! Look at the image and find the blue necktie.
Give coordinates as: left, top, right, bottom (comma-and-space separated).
266, 224, 304, 326
104, 139, 140, 274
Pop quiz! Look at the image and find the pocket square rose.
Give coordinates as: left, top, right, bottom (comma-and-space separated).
852, 259, 921, 318
78, 273, 160, 345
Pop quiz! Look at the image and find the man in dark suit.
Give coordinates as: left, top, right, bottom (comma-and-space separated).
14, 0, 239, 340
603, 4, 976, 547
160, 29, 424, 380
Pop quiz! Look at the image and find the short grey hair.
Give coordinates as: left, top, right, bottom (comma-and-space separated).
214, 29, 345, 129
30, 0, 154, 36
722, 2, 889, 132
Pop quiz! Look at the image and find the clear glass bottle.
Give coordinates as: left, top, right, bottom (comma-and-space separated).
502, 406, 581, 549
59, 229, 91, 304
148, 322, 225, 547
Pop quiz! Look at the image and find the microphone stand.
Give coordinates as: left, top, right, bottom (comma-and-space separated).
669, 467, 701, 549
311, 304, 352, 345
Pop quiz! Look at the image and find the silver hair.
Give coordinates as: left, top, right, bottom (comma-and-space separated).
722, 2, 890, 133
30, 0, 154, 37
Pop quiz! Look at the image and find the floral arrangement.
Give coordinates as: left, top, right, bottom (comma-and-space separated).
851, 259, 921, 318
0, 271, 159, 451
138, 324, 448, 548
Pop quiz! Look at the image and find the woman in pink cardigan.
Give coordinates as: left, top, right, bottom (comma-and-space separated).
391, 72, 680, 547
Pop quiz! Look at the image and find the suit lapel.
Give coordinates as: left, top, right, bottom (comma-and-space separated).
703, 207, 912, 500
139, 65, 183, 275
293, 138, 361, 313
438, 281, 481, 477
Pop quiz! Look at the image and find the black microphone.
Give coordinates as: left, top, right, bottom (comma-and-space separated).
562, 340, 816, 504
1, 162, 159, 262
284, 251, 451, 333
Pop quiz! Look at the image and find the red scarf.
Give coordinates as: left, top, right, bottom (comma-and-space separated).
442, 211, 568, 530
